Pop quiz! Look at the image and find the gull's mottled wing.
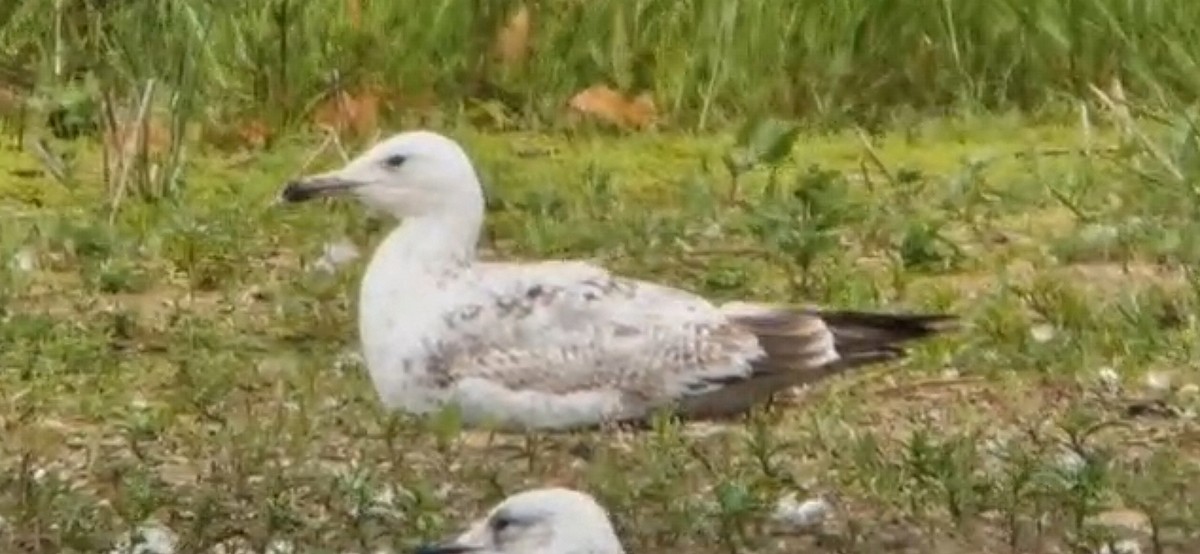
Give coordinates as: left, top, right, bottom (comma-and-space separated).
425, 260, 768, 430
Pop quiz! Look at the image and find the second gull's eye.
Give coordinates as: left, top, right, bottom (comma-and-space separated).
383, 154, 407, 168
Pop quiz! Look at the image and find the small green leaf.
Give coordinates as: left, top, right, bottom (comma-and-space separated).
751, 119, 801, 165
728, 117, 802, 174
715, 481, 752, 514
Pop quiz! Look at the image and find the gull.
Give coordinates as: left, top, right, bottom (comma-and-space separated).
415, 487, 625, 554
279, 130, 958, 432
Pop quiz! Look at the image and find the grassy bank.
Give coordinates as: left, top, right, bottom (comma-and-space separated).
2, 115, 1200, 552
4, 0, 1200, 136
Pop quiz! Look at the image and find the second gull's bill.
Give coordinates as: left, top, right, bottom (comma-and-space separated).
279, 130, 958, 431
414, 487, 625, 554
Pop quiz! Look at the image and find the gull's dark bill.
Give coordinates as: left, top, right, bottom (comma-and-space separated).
279, 176, 362, 203
412, 542, 478, 554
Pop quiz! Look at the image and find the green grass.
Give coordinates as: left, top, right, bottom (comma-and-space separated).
2, 113, 1200, 553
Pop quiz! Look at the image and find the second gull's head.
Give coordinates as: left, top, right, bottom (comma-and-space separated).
281, 130, 483, 219
415, 487, 625, 554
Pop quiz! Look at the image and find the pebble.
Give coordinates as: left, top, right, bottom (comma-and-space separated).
1030, 323, 1056, 343
1097, 539, 1141, 554
1143, 371, 1172, 394
107, 523, 177, 554
1054, 448, 1087, 475
11, 247, 36, 272
1097, 366, 1121, 391
770, 493, 831, 532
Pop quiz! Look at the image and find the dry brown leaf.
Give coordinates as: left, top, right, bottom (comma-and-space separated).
198, 116, 273, 151
312, 84, 380, 139
234, 118, 272, 150
494, 3, 532, 69
103, 112, 172, 160
567, 84, 658, 130
627, 91, 658, 129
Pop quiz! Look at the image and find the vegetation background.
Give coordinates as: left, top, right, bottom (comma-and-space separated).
2, 1, 1200, 553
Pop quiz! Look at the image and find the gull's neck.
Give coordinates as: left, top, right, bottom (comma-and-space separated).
379, 206, 483, 268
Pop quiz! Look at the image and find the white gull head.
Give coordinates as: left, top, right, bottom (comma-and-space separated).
416, 487, 626, 554
282, 130, 485, 221
282, 130, 486, 264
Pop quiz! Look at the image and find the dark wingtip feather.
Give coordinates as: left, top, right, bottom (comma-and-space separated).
815, 310, 959, 355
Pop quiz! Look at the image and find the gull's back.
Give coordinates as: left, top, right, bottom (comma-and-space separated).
395, 258, 766, 430
393, 256, 954, 431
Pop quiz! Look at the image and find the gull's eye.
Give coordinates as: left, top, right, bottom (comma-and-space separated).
491, 513, 523, 535
382, 154, 407, 168
492, 515, 514, 532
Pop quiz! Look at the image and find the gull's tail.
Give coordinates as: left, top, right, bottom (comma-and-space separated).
720, 301, 958, 384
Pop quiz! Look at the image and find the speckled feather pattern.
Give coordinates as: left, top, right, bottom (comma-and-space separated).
436, 262, 764, 395
362, 257, 783, 430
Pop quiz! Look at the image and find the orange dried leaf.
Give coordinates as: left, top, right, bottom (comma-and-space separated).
103, 112, 172, 160
568, 84, 657, 130
198, 115, 273, 151
235, 118, 272, 149
627, 92, 658, 129
312, 85, 380, 139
